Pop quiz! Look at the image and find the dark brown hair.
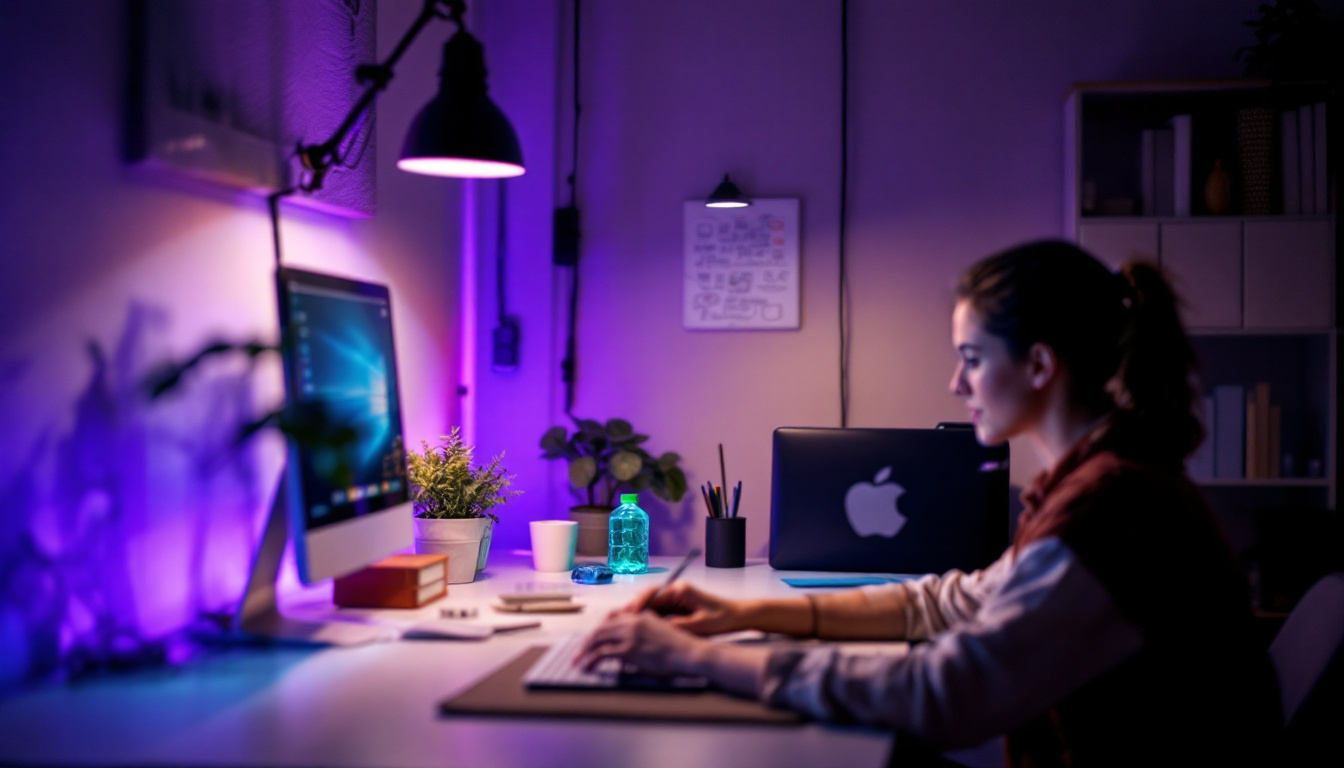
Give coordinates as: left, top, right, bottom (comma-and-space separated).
956, 240, 1203, 461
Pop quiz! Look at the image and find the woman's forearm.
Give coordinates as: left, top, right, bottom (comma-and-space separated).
739, 586, 908, 640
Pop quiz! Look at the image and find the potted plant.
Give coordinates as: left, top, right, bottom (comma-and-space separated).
407, 428, 519, 583
540, 417, 687, 556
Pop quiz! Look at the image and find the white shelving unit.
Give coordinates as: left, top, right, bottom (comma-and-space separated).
1065, 81, 1338, 611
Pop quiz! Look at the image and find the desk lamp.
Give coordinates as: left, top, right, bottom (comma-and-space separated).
294, 0, 523, 193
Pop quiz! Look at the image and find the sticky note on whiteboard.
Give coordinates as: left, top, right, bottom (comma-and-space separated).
683, 198, 800, 330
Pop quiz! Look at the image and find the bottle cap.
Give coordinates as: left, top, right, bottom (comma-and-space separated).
619, 493, 639, 504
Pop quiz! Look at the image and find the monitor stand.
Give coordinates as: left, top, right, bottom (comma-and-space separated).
233, 473, 394, 646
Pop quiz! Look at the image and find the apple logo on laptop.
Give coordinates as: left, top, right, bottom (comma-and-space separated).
844, 466, 907, 538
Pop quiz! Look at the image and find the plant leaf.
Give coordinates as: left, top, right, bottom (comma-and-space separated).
540, 426, 568, 453
663, 466, 687, 502
609, 450, 642, 482
569, 456, 598, 488
606, 418, 633, 439
657, 451, 680, 471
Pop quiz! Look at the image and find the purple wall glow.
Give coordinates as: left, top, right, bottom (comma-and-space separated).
470, 0, 1273, 557
0, 0, 461, 690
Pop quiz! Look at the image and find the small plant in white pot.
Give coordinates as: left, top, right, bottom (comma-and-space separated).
407, 428, 519, 583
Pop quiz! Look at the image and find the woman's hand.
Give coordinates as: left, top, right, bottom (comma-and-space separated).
576, 610, 709, 678
624, 582, 748, 636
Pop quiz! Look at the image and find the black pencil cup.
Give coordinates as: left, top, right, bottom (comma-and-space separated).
705, 517, 746, 568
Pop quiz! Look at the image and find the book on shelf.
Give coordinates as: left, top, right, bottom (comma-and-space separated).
1155, 128, 1176, 216
1171, 114, 1192, 217
1140, 129, 1155, 217
1313, 101, 1327, 215
1282, 109, 1301, 215
1212, 384, 1244, 479
1299, 104, 1315, 215
333, 553, 449, 609
1244, 383, 1277, 480
1188, 394, 1216, 481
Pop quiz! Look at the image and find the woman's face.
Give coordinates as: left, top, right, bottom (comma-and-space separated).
949, 300, 1043, 446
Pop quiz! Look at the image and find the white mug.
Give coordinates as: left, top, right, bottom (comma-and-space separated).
529, 520, 579, 572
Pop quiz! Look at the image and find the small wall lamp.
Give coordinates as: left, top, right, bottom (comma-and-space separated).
296, 0, 523, 192
705, 173, 751, 208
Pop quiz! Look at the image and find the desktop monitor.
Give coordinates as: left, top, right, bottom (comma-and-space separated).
234, 267, 413, 644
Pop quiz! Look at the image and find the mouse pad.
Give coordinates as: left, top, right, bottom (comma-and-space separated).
439, 646, 803, 725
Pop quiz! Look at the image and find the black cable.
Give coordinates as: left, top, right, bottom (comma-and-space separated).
496, 180, 508, 323
838, 0, 851, 428
560, 0, 582, 413
569, 0, 581, 208
267, 187, 296, 268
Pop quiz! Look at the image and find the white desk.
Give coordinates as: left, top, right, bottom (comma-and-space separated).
0, 554, 998, 768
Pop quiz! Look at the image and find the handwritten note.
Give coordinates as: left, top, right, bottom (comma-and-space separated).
683, 198, 800, 330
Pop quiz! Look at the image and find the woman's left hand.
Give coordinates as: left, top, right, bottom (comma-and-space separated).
576, 610, 709, 678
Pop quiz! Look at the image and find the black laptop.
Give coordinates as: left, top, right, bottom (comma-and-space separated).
769, 426, 1009, 574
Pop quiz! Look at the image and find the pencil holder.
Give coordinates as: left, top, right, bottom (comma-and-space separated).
705, 517, 745, 568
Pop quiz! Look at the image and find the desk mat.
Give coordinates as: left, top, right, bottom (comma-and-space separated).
439, 646, 804, 725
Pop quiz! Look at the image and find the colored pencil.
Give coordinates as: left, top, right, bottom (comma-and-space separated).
718, 444, 728, 513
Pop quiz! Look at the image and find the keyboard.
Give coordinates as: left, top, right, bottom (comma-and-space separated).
522, 633, 709, 691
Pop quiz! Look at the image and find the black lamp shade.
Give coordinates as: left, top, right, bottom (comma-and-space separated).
398, 28, 524, 179
706, 173, 749, 208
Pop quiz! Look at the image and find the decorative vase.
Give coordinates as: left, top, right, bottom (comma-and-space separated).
1204, 159, 1232, 215
1236, 106, 1273, 215
413, 516, 493, 583
568, 505, 614, 557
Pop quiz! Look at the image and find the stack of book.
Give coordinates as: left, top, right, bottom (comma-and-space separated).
1189, 382, 1283, 481
1140, 114, 1191, 217
1281, 102, 1330, 216
333, 553, 449, 609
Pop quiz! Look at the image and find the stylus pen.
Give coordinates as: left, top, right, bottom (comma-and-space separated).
641, 548, 702, 611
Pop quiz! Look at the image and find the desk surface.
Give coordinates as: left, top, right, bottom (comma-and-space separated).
0, 554, 909, 768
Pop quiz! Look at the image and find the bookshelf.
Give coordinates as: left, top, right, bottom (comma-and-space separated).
1064, 80, 1338, 613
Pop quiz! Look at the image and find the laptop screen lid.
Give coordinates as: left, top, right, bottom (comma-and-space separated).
769, 426, 1008, 574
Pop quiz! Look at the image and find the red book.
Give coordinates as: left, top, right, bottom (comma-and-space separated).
333, 553, 448, 609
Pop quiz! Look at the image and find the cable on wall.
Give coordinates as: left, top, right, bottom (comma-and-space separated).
838, 0, 852, 427
554, 0, 582, 413
491, 179, 519, 370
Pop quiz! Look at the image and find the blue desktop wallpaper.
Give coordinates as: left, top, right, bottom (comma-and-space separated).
288, 286, 405, 529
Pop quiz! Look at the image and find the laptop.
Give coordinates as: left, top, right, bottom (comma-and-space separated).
769, 425, 1009, 574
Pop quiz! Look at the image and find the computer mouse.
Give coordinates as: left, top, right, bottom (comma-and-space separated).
571, 564, 613, 584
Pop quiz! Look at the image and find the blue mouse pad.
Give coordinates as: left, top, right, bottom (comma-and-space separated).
781, 575, 922, 588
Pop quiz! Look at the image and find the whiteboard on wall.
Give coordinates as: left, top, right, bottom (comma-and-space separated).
683, 199, 800, 330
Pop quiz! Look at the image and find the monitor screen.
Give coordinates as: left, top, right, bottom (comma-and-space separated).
276, 267, 412, 583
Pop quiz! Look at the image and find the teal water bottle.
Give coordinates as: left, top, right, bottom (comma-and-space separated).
608, 493, 649, 574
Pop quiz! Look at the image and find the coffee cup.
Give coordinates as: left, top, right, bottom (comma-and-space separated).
530, 520, 579, 572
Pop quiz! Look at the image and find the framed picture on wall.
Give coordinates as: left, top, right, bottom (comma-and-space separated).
125, 0, 376, 218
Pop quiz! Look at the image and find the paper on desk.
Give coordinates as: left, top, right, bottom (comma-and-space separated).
401, 619, 541, 641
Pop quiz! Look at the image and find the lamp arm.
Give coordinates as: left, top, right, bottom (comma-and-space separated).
296, 0, 466, 192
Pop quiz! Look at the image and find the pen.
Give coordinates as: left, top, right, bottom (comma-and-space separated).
718, 444, 728, 513
731, 481, 741, 518
642, 548, 702, 611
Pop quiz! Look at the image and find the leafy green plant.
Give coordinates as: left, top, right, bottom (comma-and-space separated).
540, 417, 687, 507
407, 428, 519, 521
1237, 0, 1344, 85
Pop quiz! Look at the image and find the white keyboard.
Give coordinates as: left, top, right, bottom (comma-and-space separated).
522, 633, 623, 689
522, 633, 709, 691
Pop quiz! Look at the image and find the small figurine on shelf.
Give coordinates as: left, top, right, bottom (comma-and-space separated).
1204, 159, 1232, 215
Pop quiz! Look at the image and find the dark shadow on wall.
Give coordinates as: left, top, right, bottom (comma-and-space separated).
0, 302, 267, 690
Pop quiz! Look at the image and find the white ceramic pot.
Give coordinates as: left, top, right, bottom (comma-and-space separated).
413, 516, 493, 583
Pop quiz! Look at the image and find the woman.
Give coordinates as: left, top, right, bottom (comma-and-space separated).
577, 241, 1280, 766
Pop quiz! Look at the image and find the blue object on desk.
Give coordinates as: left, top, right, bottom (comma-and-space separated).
571, 564, 613, 584
782, 575, 921, 588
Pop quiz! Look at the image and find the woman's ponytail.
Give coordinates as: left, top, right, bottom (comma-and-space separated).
1114, 261, 1204, 460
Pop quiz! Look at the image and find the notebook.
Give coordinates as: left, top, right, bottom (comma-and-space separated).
769, 426, 1009, 574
